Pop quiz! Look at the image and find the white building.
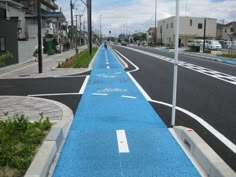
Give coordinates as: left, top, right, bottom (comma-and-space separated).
157, 16, 217, 47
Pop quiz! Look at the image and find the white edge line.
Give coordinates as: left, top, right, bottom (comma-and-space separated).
127, 72, 152, 101
150, 99, 236, 154
116, 130, 129, 153
28, 93, 80, 97
79, 76, 90, 94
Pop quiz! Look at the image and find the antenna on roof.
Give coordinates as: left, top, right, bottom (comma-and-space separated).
185, 0, 190, 16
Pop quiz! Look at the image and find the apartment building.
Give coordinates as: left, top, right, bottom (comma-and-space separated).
216, 21, 236, 41
157, 16, 217, 47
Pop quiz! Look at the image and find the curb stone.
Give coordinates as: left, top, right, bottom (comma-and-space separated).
24, 98, 73, 177
173, 126, 236, 177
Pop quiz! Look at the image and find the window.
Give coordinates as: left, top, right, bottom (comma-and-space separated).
190, 19, 192, 26
166, 24, 168, 29
198, 23, 203, 29
0, 37, 6, 52
171, 22, 173, 28
230, 28, 234, 32
225, 29, 227, 33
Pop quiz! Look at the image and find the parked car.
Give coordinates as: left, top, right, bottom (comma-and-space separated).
121, 41, 127, 46
231, 41, 236, 49
219, 40, 232, 49
205, 40, 222, 50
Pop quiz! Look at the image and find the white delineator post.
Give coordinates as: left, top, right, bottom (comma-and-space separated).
171, 0, 180, 127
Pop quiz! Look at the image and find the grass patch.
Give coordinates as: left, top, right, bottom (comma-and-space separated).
219, 53, 236, 59
58, 48, 98, 68
0, 114, 52, 177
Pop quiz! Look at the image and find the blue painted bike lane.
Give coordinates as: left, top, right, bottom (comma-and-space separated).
52, 46, 200, 177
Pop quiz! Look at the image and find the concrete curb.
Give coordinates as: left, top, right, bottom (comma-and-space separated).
112, 48, 129, 69
173, 126, 236, 177
24, 98, 73, 177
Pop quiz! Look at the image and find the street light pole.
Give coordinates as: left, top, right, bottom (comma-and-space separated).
37, 0, 42, 73
171, 0, 180, 127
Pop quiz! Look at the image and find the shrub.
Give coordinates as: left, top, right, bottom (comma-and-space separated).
0, 51, 14, 67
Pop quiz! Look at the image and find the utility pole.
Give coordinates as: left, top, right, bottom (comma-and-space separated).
154, 0, 157, 46
79, 14, 83, 46
87, 0, 92, 55
203, 18, 206, 53
70, 0, 74, 49
37, 0, 42, 73
75, 14, 79, 54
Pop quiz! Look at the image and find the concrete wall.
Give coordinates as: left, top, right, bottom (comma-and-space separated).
0, 19, 18, 65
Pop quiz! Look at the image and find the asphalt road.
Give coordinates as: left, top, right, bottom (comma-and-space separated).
113, 46, 236, 171
0, 77, 85, 113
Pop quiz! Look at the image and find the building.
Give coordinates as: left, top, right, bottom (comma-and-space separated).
147, 27, 156, 46
0, 19, 18, 65
0, 0, 27, 40
216, 21, 236, 41
157, 16, 217, 47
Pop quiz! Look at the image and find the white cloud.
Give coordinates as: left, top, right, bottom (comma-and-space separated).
56, 0, 236, 36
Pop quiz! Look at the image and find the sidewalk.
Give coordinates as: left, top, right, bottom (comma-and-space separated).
0, 46, 88, 79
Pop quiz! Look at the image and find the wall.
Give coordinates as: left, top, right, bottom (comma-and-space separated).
0, 19, 18, 65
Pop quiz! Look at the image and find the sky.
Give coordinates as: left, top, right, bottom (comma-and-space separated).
56, 0, 236, 37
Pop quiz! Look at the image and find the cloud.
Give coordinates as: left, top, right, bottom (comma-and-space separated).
56, 0, 236, 36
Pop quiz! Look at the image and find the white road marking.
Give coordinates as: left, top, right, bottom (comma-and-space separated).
106, 62, 109, 65
28, 93, 80, 97
116, 130, 129, 153
114, 49, 139, 72
127, 73, 152, 101
151, 100, 236, 154
122, 60, 236, 154
79, 76, 90, 94
92, 93, 108, 96
121, 95, 137, 99
125, 47, 236, 85
106, 66, 110, 69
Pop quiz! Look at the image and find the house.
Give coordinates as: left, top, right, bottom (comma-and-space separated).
157, 16, 217, 47
147, 27, 156, 46
0, 0, 27, 40
216, 21, 236, 41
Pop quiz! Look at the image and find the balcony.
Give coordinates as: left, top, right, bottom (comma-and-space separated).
42, 0, 58, 10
